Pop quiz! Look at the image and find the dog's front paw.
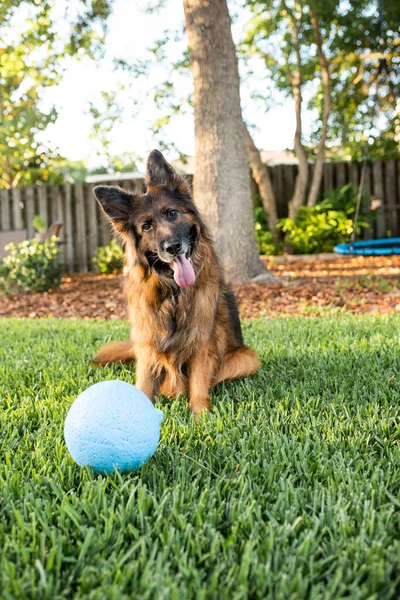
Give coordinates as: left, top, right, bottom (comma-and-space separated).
190, 397, 210, 420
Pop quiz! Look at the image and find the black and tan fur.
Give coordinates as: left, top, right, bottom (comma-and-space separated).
93, 150, 260, 418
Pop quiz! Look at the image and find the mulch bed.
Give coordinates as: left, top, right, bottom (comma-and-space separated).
2, 255, 400, 320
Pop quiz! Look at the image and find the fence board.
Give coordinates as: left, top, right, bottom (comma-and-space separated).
278, 165, 287, 212
25, 186, 35, 238
11, 188, 23, 229
74, 183, 88, 272
55, 187, 67, 265
48, 185, 59, 225
56, 186, 63, 222
285, 165, 295, 210
63, 184, 74, 272
372, 160, 386, 238
95, 183, 112, 247
273, 165, 282, 208
97, 200, 110, 247
385, 160, 397, 236
307, 164, 314, 203
363, 163, 373, 240
86, 184, 98, 264
336, 162, 346, 188
323, 163, 334, 194
37, 186, 48, 227
0, 189, 10, 230
281, 165, 293, 208
349, 163, 359, 188
276, 165, 290, 218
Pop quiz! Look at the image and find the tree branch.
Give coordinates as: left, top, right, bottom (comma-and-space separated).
244, 125, 278, 234
289, 16, 309, 220
307, 9, 332, 207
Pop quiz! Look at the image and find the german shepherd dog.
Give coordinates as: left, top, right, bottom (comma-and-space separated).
93, 150, 260, 418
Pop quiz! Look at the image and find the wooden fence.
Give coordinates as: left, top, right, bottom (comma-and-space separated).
0, 159, 399, 272
0, 178, 145, 272
265, 160, 400, 242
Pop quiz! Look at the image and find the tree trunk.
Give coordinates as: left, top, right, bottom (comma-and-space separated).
183, 0, 273, 282
244, 126, 279, 234
307, 10, 332, 207
288, 20, 308, 221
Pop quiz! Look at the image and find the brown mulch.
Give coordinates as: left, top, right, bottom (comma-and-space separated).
2, 256, 400, 320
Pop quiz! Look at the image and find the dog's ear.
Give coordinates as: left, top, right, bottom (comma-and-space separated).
93, 186, 136, 232
146, 150, 176, 188
146, 149, 191, 196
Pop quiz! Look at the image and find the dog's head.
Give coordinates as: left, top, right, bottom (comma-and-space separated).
93, 150, 205, 287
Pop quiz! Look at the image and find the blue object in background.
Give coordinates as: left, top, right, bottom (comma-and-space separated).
64, 380, 163, 473
334, 238, 400, 256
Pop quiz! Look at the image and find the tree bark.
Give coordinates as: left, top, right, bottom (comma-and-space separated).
183, 0, 273, 282
244, 126, 278, 234
288, 19, 309, 221
307, 9, 332, 207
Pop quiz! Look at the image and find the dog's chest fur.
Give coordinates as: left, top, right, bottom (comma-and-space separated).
125, 270, 218, 359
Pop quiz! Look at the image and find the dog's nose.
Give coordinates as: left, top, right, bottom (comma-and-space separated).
162, 240, 182, 256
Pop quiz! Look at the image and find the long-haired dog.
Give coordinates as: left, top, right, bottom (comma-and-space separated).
93, 150, 260, 418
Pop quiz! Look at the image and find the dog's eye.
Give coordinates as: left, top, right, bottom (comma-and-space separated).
142, 222, 152, 231
167, 209, 178, 219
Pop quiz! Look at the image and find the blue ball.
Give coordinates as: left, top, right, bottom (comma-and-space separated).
64, 380, 163, 473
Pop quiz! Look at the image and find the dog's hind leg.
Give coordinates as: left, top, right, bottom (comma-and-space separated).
93, 341, 135, 365
213, 346, 260, 385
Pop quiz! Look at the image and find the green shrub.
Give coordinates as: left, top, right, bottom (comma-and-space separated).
93, 240, 124, 274
0, 236, 63, 294
278, 184, 370, 255
319, 183, 365, 214
254, 206, 283, 256
32, 215, 46, 234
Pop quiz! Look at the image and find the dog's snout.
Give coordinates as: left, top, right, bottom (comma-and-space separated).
161, 240, 182, 256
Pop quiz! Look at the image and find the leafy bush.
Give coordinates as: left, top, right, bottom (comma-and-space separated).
93, 240, 124, 274
278, 184, 370, 255
0, 237, 63, 294
318, 183, 369, 215
32, 215, 46, 234
254, 206, 283, 256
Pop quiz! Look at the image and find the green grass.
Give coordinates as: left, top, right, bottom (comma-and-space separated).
1, 316, 400, 600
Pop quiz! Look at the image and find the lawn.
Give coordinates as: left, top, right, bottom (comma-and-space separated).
0, 316, 399, 599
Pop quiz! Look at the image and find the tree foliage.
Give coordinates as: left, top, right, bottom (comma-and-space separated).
0, 0, 112, 188
243, 0, 400, 160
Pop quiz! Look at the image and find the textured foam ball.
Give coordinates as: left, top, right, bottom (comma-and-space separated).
64, 380, 163, 473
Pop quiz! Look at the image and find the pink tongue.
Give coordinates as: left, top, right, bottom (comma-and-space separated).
172, 254, 195, 287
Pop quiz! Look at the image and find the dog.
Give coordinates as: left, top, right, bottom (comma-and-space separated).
93, 149, 260, 418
